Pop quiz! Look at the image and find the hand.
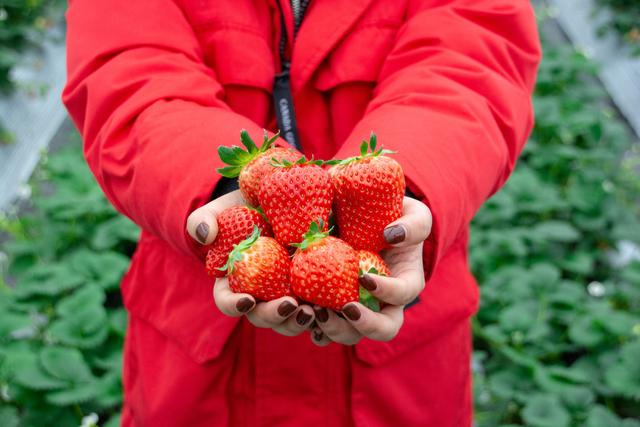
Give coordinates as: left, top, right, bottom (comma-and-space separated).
187, 190, 315, 336
311, 197, 432, 346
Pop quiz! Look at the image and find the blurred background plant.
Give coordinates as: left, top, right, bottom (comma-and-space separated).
0, 0, 62, 144
594, 0, 640, 55
1, 4, 640, 427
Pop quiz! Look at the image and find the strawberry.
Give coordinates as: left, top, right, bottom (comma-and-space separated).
259, 158, 334, 246
217, 129, 301, 206
222, 226, 291, 301
205, 206, 272, 278
357, 250, 390, 312
291, 221, 359, 311
330, 133, 405, 252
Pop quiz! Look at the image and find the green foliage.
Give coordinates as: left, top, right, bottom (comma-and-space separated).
0, 145, 139, 426
0, 0, 61, 94
471, 41, 640, 426
594, 0, 640, 55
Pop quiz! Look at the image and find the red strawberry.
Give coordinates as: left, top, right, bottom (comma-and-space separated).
217, 129, 301, 206
291, 222, 359, 311
259, 158, 334, 246
223, 226, 291, 301
330, 133, 405, 252
205, 206, 272, 278
357, 250, 390, 312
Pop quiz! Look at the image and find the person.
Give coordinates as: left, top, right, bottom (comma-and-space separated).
63, 0, 540, 425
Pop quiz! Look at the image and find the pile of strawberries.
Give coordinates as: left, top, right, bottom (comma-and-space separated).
205, 130, 405, 311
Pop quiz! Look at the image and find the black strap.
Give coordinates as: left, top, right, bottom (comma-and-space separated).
273, 2, 308, 151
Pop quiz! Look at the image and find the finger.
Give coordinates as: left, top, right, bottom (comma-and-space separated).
383, 197, 432, 247
359, 265, 425, 307
186, 190, 245, 245
245, 297, 298, 328
310, 326, 332, 347
342, 303, 404, 342
213, 277, 256, 316
272, 305, 315, 336
313, 306, 362, 345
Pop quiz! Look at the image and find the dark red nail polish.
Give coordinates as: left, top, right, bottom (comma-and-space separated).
343, 304, 361, 321
314, 307, 329, 323
296, 310, 312, 326
278, 301, 297, 317
359, 274, 377, 291
195, 222, 209, 244
383, 224, 405, 244
236, 298, 254, 313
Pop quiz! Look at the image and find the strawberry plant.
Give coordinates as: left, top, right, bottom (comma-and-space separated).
594, 0, 640, 55
471, 42, 640, 426
0, 143, 139, 427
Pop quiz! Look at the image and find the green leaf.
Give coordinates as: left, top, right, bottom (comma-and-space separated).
521, 394, 570, 427
14, 264, 85, 298
46, 382, 98, 406
586, 405, 622, 427
217, 146, 245, 166
69, 250, 130, 290
40, 346, 94, 383
0, 406, 19, 427
94, 372, 123, 408
604, 341, 640, 399
533, 221, 580, 242
91, 215, 139, 250
49, 310, 109, 349
216, 165, 244, 178
104, 414, 122, 427
359, 287, 380, 312
56, 284, 105, 317
239, 129, 259, 154
568, 315, 605, 347
11, 354, 68, 391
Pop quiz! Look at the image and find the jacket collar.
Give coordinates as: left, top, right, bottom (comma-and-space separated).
289, 0, 374, 93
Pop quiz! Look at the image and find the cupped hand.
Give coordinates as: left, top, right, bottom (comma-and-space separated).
187, 190, 315, 336
311, 197, 432, 346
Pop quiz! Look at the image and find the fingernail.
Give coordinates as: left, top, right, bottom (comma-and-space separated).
296, 310, 312, 326
278, 301, 297, 317
314, 307, 329, 323
342, 304, 361, 321
236, 297, 254, 313
359, 274, 377, 291
195, 222, 209, 244
313, 330, 324, 341
384, 224, 405, 244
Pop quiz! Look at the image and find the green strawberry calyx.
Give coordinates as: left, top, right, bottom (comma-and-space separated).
329, 132, 396, 166
358, 265, 386, 312
291, 220, 331, 251
219, 225, 261, 273
216, 129, 281, 178
270, 155, 325, 168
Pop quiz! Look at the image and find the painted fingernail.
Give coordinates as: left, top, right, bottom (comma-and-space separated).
195, 222, 209, 244
314, 307, 329, 323
236, 297, 254, 313
384, 224, 405, 244
313, 330, 324, 341
342, 304, 361, 321
359, 274, 377, 291
296, 310, 312, 326
278, 301, 297, 317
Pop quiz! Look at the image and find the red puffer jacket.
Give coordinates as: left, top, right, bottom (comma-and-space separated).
63, 0, 540, 425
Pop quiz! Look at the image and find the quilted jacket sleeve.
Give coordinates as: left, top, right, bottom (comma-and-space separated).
334, 0, 541, 277
62, 0, 267, 257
